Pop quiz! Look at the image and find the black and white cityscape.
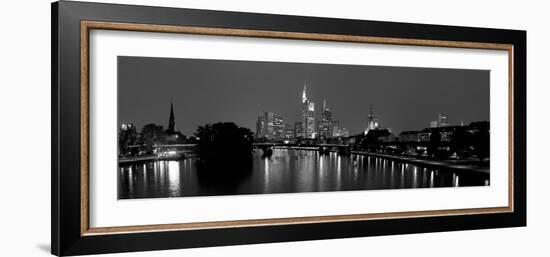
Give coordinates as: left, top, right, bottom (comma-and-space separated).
117, 56, 490, 199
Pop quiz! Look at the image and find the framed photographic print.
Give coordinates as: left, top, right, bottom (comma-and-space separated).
51, 1, 526, 256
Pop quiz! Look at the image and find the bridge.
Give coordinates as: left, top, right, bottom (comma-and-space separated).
153, 144, 197, 148
253, 143, 352, 155
150, 143, 352, 155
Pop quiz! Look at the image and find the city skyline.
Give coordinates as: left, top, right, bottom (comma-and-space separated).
255, 83, 350, 140
118, 56, 489, 136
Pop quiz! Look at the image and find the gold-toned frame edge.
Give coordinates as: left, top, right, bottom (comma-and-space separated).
80, 20, 515, 236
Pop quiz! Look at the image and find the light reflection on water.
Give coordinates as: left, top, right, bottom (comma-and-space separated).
118, 149, 489, 199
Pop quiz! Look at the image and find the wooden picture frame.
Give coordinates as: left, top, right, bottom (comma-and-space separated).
52, 1, 526, 256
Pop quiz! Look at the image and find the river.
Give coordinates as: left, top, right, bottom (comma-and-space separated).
118, 148, 489, 199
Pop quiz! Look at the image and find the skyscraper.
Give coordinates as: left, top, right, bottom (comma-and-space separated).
332, 120, 340, 137
294, 120, 303, 138
264, 111, 274, 139
256, 112, 277, 139
273, 116, 285, 140
430, 113, 450, 128
256, 113, 266, 138
319, 99, 333, 138
438, 113, 449, 127
301, 83, 316, 138
285, 123, 294, 139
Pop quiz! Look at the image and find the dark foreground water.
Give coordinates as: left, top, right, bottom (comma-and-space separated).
118, 149, 489, 199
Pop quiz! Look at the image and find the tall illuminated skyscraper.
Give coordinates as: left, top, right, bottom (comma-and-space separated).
319, 100, 333, 138
301, 83, 316, 138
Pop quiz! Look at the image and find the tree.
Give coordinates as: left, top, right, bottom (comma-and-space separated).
427, 130, 441, 159
450, 127, 468, 159
360, 130, 390, 152
365, 134, 381, 152
141, 123, 164, 141
141, 123, 164, 153
472, 130, 490, 162
194, 122, 254, 170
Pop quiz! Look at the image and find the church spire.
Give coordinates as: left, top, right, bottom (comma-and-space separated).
168, 100, 175, 132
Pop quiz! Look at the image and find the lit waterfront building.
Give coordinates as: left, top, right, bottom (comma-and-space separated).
120, 123, 135, 131
301, 83, 316, 138
118, 122, 137, 156
364, 105, 380, 135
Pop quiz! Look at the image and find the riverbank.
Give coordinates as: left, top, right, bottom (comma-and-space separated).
272, 146, 319, 151
351, 151, 489, 176
119, 155, 158, 164
119, 154, 197, 165
268, 146, 489, 176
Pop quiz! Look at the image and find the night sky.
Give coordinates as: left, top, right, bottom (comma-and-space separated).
118, 56, 489, 136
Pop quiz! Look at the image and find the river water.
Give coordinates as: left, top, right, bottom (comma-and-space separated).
118, 149, 489, 199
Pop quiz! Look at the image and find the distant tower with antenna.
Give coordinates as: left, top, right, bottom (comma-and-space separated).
364, 104, 380, 135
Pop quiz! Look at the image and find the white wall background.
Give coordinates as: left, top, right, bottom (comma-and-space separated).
0, 0, 547, 256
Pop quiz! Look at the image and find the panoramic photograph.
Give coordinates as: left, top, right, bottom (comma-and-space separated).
117, 56, 490, 200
